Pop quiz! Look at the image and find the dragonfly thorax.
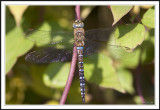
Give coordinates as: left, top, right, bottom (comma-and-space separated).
74, 28, 85, 47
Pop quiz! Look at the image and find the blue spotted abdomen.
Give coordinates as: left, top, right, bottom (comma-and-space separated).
77, 46, 85, 103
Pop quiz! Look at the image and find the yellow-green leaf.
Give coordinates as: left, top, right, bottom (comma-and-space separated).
114, 23, 145, 50
117, 68, 135, 94
111, 6, 133, 25
6, 27, 34, 74
45, 100, 59, 105
141, 7, 155, 28
84, 52, 125, 93
43, 62, 70, 88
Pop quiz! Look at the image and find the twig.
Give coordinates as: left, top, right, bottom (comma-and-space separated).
59, 5, 80, 104
60, 44, 77, 104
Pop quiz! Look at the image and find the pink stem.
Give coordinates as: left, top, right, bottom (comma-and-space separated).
59, 5, 80, 105
60, 44, 77, 104
135, 66, 145, 104
75, 5, 80, 20
135, 51, 145, 104
107, 5, 110, 9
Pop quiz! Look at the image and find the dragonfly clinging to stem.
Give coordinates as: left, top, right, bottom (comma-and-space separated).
25, 20, 135, 103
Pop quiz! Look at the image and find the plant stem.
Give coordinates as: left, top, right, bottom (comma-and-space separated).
135, 65, 145, 104
75, 5, 80, 20
59, 5, 80, 104
60, 44, 77, 104
135, 51, 145, 104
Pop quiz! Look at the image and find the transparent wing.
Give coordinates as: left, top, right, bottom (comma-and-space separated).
25, 28, 136, 63
25, 29, 74, 46
85, 27, 114, 41
83, 39, 105, 56
25, 47, 73, 63
83, 39, 136, 60
25, 29, 74, 63
25, 27, 114, 46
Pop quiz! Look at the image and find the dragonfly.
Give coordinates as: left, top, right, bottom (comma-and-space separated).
25, 20, 135, 103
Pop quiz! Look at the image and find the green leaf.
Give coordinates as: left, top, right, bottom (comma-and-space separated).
6, 27, 34, 74
103, 24, 145, 68
111, 6, 133, 25
133, 96, 143, 104
117, 68, 135, 94
45, 100, 59, 105
138, 29, 154, 64
43, 62, 70, 88
114, 23, 145, 50
141, 7, 155, 28
84, 52, 125, 93
118, 49, 140, 69
117, 28, 154, 68
6, 7, 16, 34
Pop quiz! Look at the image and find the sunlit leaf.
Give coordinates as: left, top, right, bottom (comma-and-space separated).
84, 52, 125, 93
111, 6, 133, 25
132, 5, 140, 14
114, 23, 145, 50
43, 62, 70, 88
6, 27, 34, 74
117, 68, 135, 94
141, 7, 155, 28
45, 100, 59, 105
118, 28, 154, 68
133, 96, 143, 104
138, 29, 154, 64
104, 24, 145, 68
8, 5, 28, 27
140, 5, 154, 9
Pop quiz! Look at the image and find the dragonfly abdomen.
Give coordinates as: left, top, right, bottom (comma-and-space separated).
77, 46, 85, 103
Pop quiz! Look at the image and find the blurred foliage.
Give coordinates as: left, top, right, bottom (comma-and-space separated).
111, 6, 133, 25
141, 7, 155, 28
5, 5, 154, 104
8, 5, 28, 27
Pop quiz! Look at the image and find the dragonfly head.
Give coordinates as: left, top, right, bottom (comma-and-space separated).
73, 20, 84, 29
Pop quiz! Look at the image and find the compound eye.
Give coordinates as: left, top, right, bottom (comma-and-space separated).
80, 22, 84, 28
73, 23, 76, 28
